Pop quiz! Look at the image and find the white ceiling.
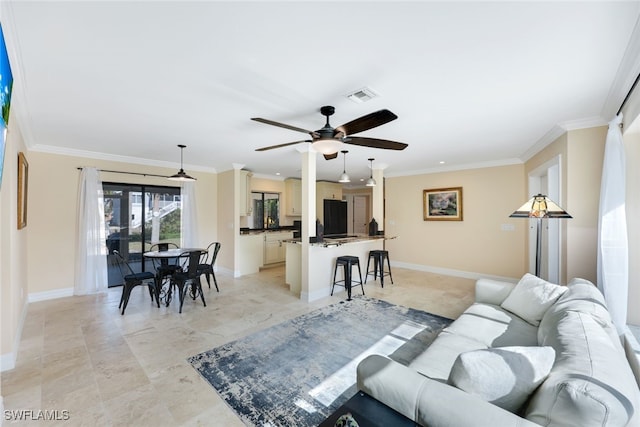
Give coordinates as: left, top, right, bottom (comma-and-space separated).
3, 1, 640, 184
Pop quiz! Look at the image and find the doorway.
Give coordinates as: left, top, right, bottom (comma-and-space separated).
528, 156, 562, 283
103, 183, 182, 287
353, 195, 369, 235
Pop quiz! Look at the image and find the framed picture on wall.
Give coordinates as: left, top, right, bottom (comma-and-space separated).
17, 151, 28, 229
0, 22, 14, 190
423, 187, 463, 221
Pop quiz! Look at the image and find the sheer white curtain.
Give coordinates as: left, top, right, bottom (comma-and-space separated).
74, 167, 108, 295
181, 181, 199, 247
597, 114, 629, 335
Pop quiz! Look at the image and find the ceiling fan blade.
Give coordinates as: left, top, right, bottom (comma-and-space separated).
323, 152, 338, 160
335, 109, 398, 136
255, 140, 311, 151
344, 137, 408, 150
251, 117, 320, 138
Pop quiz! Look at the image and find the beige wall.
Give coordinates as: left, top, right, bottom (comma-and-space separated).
251, 176, 284, 194
525, 133, 569, 282
524, 127, 607, 284
1, 122, 29, 368
25, 151, 218, 296
385, 164, 526, 279
566, 127, 607, 282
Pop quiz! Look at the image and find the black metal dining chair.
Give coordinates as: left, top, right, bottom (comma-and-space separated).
149, 242, 181, 302
171, 250, 207, 313
112, 250, 157, 314
197, 242, 221, 291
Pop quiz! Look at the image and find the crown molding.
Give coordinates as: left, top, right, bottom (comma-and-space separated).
385, 157, 523, 178
602, 14, 640, 119
30, 144, 217, 173
520, 116, 608, 163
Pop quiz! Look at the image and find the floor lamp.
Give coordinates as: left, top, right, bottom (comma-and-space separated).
510, 194, 572, 278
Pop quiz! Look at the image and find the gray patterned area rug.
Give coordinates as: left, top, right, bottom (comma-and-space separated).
188, 296, 452, 426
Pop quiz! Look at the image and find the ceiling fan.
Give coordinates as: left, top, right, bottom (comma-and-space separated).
252, 106, 408, 160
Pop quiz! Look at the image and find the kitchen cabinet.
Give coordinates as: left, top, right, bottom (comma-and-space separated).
316, 181, 343, 223
239, 170, 253, 216
264, 231, 293, 264
317, 181, 342, 201
284, 179, 344, 220
238, 233, 263, 276
284, 178, 302, 216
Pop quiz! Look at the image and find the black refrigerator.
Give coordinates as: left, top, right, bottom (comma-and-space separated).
324, 199, 347, 236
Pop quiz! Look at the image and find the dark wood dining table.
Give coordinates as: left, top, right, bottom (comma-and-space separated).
143, 248, 207, 306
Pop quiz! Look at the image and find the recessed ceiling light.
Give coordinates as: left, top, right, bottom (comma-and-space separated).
276, 172, 281, 176
439, 161, 445, 164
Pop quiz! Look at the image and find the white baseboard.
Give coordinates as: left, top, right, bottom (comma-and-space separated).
28, 287, 73, 303
301, 286, 334, 302
2, 289, 71, 372
301, 263, 515, 302
1, 298, 28, 372
390, 261, 518, 283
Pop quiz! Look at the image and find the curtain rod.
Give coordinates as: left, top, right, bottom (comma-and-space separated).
76, 167, 169, 179
617, 71, 640, 116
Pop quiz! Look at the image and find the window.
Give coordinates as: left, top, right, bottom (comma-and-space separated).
103, 182, 181, 287
252, 192, 280, 229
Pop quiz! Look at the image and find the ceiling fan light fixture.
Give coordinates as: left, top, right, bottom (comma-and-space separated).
312, 138, 343, 155
167, 144, 196, 182
366, 158, 376, 187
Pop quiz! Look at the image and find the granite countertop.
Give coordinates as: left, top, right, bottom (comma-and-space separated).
240, 228, 296, 235
283, 235, 394, 247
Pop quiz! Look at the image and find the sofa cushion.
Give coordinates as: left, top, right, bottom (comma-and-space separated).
448, 346, 555, 413
539, 277, 620, 348
525, 311, 640, 426
409, 331, 488, 381
501, 273, 567, 326
444, 303, 538, 347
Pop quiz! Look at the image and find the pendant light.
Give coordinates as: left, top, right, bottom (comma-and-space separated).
168, 144, 196, 182
338, 150, 350, 183
365, 158, 376, 187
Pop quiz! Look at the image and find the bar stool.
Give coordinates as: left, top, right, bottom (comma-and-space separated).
331, 256, 364, 301
365, 250, 394, 288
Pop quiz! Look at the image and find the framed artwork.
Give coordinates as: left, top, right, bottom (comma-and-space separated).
0, 22, 14, 190
423, 187, 463, 221
17, 151, 28, 229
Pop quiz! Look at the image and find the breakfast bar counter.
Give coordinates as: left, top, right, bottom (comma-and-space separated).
284, 236, 393, 301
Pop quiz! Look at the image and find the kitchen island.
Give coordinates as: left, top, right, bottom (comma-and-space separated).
284, 235, 392, 301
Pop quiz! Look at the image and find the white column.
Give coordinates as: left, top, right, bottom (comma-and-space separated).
232, 163, 244, 277
372, 163, 387, 232
298, 146, 316, 301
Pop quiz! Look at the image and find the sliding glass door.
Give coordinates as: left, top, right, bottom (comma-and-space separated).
103, 183, 182, 287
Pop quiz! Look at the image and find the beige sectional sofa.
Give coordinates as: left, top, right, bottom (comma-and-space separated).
357, 274, 640, 426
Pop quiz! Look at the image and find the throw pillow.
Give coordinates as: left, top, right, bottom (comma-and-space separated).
501, 273, 567, 326
448, 346, 556, 413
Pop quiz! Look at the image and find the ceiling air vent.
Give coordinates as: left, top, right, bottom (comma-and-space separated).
346, 87, 378, 103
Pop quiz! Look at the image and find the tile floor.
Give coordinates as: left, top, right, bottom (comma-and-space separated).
1, 265, 475, 426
